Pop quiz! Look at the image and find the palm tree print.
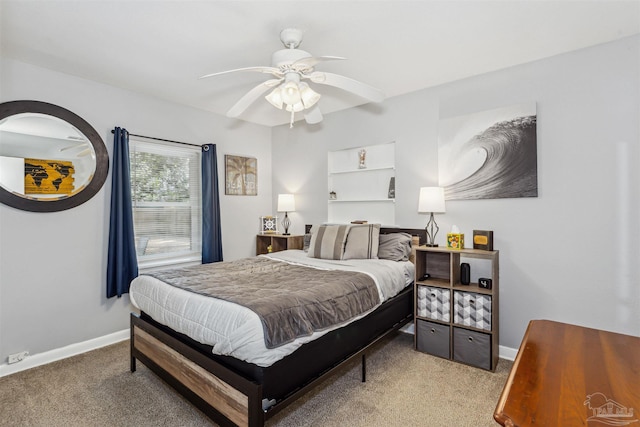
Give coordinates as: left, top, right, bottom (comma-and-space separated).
225, 155, 257, 195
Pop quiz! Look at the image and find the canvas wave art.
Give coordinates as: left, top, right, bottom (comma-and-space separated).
438, 103, 538, 200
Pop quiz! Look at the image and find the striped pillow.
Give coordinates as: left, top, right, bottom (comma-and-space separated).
342, 224, 380, 260
307, 225, 350, 260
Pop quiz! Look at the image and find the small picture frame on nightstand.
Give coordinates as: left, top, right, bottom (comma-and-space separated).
260, 216, 278, 234
473, 230, 494, 251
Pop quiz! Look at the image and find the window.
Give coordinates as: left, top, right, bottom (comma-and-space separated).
129, 139, 201, 268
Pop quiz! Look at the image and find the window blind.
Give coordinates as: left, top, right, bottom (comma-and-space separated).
129, 138, 202, 267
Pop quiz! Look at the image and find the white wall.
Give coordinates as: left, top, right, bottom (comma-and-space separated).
0, 59, 272, 365
1, 34, 638, 368
272, 36, 640, 349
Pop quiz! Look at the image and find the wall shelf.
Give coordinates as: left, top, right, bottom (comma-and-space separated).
328, 166, 395, 175
329, 198, 395, 203
328, 142, 395, 224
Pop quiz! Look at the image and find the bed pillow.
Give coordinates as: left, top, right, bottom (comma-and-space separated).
378, 232, 413, 262
307, 224, 350, 260
342, 224, 380, 260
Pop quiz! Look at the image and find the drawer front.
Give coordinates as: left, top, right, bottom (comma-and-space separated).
453, 291, 492, 331
417, 286, 451, 322
453, 327, 491, 370
416, 319, 450, 359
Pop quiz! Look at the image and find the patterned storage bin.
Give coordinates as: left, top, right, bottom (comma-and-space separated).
453, 291, 492, 331
417, 286, 450, 322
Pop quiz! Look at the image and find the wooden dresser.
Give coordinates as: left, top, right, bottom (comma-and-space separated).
494, 320, 640, 426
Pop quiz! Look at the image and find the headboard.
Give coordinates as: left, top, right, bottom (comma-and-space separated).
305, 224, 425, 243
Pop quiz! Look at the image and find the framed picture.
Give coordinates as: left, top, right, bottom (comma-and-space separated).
260, 216, 278, 234
225, 155, 257, 196
438, 103, 537, 200
473, 230, 494, 251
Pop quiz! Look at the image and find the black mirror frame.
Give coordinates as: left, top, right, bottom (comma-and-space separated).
0, 100, 109, 212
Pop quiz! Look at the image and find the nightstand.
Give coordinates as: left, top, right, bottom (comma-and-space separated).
256, 234, 304, 255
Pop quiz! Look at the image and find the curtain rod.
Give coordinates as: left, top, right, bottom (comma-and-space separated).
111, 129, 205, 148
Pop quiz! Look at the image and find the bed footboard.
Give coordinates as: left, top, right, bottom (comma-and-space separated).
130, 313, 265, 427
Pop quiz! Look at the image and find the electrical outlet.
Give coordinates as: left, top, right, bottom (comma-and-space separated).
7, 351, 29, 364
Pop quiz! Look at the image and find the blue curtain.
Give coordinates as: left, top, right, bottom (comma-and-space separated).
106, 127, 138, 298
202, 144, 223, 263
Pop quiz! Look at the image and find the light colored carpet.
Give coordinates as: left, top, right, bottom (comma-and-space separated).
0, 333, 511, 426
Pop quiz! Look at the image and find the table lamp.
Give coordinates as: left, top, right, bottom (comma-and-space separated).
418, 187, 446, 247
277, 194, 295, 235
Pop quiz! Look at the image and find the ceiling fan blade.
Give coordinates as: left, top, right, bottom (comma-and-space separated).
292, 56, 346, 68
199, 66, 282, 79
227, 78, 283, 118
304, 105, 323, 124
308, 71, 385, 103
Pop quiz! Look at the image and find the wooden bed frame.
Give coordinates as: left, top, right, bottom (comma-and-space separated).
130, 227, 425, 427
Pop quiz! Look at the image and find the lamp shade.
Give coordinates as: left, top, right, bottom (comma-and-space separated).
277, 193, 296, 212
281, 81, 302, 105
418, 187, 445, 213
298, 82, 321, 108
265, 87, 284, 109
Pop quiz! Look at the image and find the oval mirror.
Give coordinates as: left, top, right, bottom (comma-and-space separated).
0, 100, 109, 212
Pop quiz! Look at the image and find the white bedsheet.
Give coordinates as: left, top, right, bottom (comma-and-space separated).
130, 250, 414, 367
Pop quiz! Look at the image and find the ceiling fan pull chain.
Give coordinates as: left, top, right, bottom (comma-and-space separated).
290, 110, 295, 128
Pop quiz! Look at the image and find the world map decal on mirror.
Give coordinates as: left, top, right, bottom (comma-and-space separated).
24, 158, 75, 195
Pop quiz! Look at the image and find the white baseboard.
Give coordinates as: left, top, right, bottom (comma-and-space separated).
0, 329, 129, 378
498, 345, 518, 361
0, 326, 518, 378
400, 323, 518, 361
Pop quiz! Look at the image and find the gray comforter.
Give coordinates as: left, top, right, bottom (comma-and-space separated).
146, 257, 380, 348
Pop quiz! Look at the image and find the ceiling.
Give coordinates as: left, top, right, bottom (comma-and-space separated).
1, 1, 639, 127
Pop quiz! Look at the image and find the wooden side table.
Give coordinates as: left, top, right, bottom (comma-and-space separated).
256, 234, 304, 255
494, 320, 640, 426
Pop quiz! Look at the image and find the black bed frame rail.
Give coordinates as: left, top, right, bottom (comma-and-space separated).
131, 311, 412, 427
264, 312, 413, 420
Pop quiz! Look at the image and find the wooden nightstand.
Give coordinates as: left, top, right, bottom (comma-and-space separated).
256, 234, 304, 255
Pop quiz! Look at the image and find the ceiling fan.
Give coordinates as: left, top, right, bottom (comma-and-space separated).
200, 28, 385, 127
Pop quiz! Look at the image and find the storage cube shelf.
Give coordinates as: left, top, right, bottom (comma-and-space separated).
414, 246, 499, 371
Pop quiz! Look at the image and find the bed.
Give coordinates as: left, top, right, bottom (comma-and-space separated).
129, 225, 425, 427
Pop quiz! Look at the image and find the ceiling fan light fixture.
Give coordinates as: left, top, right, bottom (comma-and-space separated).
205, 28, 383, 127
265, 87, 284, 109
299, 82, 321, 109
281, 81, 302, 105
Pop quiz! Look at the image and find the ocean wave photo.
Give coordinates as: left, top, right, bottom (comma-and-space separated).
438, 104, 538, 200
